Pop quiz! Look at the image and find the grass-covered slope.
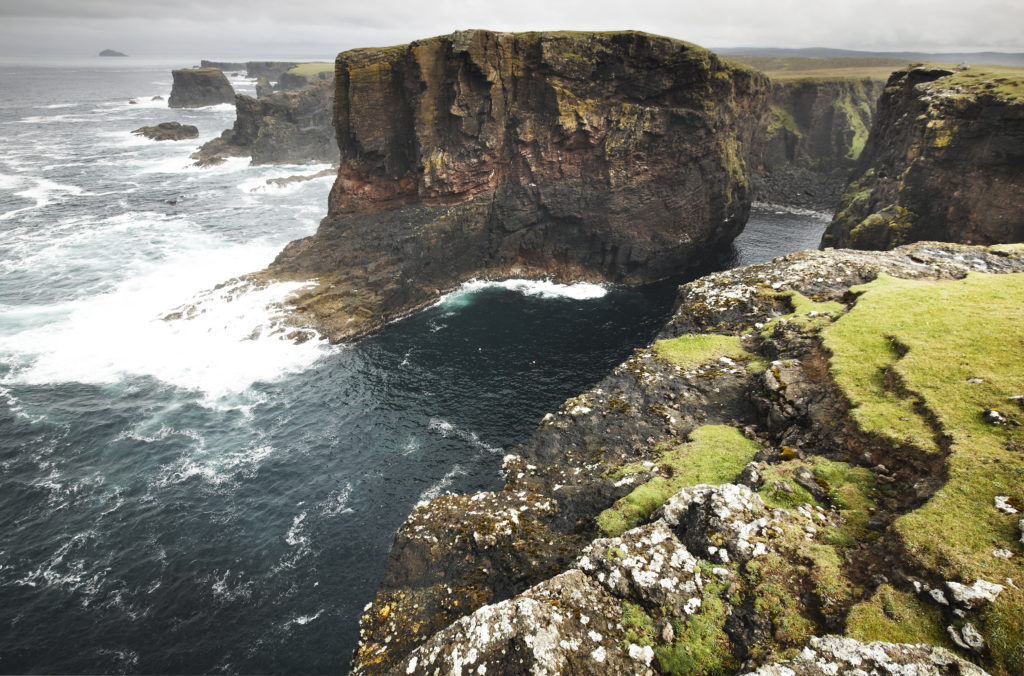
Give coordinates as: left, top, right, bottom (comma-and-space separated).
825, 271, 1024, 674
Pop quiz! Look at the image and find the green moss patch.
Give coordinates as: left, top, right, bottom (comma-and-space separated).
824, 271, 1024, 675
655, 563, 736, 675
652, 334, 751, 371
597, 426, 762, 537
846, 584, 952, 647
286, 62, 333, 80
759, 288, 845, 338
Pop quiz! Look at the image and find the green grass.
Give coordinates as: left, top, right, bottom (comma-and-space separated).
726, 56, 907, 81
925, 65, 1024, 104
286, 62, 333, 80
655, 563, 736, 675
823, 271, 1024, 675
846, 584, 953, 647
759, 289, 845, 338
652, 334, 752, 371
597, 426, 762, 537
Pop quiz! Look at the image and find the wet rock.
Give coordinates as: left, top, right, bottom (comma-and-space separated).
131, 121, 199, 141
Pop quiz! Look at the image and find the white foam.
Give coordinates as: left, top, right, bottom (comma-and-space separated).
428, 417, 502, 454
0, 176, 88, 221
438, 278, 609, 307
0, 239, 335, 400
418, 464, 466, 503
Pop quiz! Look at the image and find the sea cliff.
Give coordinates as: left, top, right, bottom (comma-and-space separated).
354, 241, 1024, 674
264, 30, 769, 343
821, 65, 1024, 249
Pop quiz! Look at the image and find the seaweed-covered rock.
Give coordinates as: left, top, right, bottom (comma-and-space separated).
168, 67, 235, 108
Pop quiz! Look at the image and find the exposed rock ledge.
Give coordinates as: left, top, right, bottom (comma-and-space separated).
354, 242, 1024, 675
261, 30, 769, 343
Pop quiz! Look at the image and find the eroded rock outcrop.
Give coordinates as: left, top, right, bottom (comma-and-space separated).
354, 242, 1024, 675
749, 77, 886, 210
168, 68, 235, 108
131, 121, 199, 141
191, 82, 337, 165
821, 66, 1024, 249
264, 30, 769, 343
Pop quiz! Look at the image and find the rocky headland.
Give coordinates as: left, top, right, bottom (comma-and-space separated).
167, 67, 235, 108
353, 241, 1024, 675
821, 65, 1024, 249
262, 30, 768, 343
216, 32, 1024, 676
191, 81, 338, 166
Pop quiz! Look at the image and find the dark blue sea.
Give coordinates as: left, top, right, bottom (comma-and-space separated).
0, 59, 830, 674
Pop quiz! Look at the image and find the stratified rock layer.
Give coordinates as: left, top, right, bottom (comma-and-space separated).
266, 30, 768, 342
167, 68, 235, 108
821, 66, 1024, 249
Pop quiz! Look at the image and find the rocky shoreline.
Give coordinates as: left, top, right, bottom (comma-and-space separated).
353, 242, 1024, 674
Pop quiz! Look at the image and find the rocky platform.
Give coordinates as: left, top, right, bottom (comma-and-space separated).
261, 30, 769, 343
821, 65, 1024, 249
353, 241, 1024, 675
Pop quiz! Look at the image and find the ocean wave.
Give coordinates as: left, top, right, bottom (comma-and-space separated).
0, 240, 335, 400
438, 278, 609, 308
428, 417, 502, 454
417, 464, 466, 504
0, 176, 89, 221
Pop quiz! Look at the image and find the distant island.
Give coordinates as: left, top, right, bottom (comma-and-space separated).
99, 49, 127, 57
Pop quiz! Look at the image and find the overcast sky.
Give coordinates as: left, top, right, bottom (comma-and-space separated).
0, 0, 1021, 61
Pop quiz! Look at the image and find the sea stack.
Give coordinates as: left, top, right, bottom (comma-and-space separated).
168, 68, 235, 108
266, 30, 769, 343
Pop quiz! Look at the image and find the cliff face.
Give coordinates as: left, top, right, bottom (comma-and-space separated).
352, 241, 1024, 675
266, 30, 769, 343
191, 83, 338, 166
749, 77, 885, 209
821, 66, 1024, 249
167, 68, 235, 108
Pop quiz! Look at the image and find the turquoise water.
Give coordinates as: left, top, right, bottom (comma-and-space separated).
0, 62, 829, 673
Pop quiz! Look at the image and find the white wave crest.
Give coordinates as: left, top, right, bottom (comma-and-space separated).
428, 417, 502, 454
0, 240, 334, 400
439, 278, 609, 307
417, 464, 466, 504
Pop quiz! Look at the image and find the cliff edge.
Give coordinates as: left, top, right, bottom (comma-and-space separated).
821, 65, 1024, 249
354, 241, 1024, 675
264, 30, 768, 343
